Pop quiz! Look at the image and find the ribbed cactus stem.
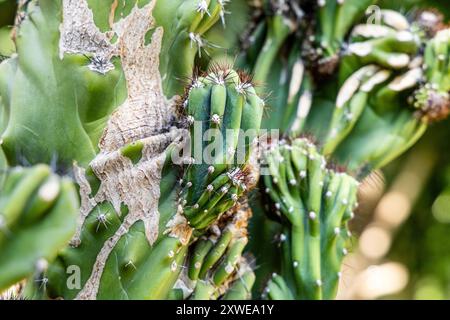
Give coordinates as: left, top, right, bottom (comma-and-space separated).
184, 203, 254, 300
181, 66, 264, 230
263, 137, 359, 299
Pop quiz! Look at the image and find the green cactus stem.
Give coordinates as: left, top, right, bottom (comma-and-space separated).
154, 0, 229, 96
0, 164, 79, 292
171, 203, 254, 300
312, 0, 377, 74
313, 11, 435, 171
262, 137, 358, 299
180, 66, 264, 231
0, 0, 128, 168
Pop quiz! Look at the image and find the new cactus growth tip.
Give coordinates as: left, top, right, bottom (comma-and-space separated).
0, 0, 449, 301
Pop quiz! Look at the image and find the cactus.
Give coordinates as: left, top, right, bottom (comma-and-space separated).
181, 66, 264, 231
321, 62, 428, 171
170, 203, 255, 300
0, 0, 263, 300
0, 0, 449, 301
318, 12, 449, 171
155, 0, 229, 96
22, 63, 264, 300
0, 0, 127, 167
0, 164, 79, 292
413, 28, 450, 122
236, 3, 449, 299
312, 0, 377, 74
237, 0, 306, 131
238, 4, 445, 172
0, 0, 226, 168
262, 138, 358, 299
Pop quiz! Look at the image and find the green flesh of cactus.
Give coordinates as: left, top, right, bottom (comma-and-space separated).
0, 164, 79, 292
316, 0, 378, 69
236, 4, 448, 297
0, 0, 261, 300
263, 138, 358, 300
37, 154, 186, 300
0, 0, 127, 168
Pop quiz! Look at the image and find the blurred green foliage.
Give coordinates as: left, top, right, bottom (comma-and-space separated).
386, 119, 450, 299
381, 0, 450, 19
379, 1, 450, 296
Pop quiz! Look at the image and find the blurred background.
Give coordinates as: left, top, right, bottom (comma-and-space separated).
334, 0, 450, 300
0, 0, 449, 300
